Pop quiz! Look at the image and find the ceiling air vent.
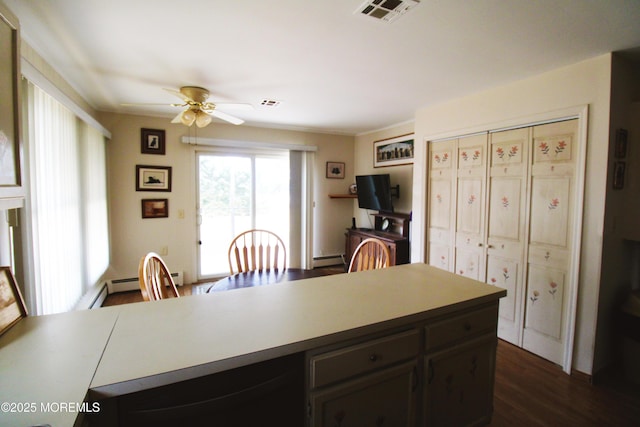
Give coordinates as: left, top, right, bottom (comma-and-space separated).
260, 99, 281, 107
355, 0, 420, 23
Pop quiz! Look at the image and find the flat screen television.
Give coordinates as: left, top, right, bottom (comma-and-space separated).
356, 174, 394, 213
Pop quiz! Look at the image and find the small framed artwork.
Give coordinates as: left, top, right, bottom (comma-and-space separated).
613, 161, 625, 190
141, 128, 165, 155
374, 133, 414, 168
326, 161, 345, 179
615, 128, 628, 159
0, 266, 27, 336
136, 165, 172, 192
142, 198, 169, 218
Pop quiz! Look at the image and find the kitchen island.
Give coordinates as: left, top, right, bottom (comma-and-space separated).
0, 263, 505, 426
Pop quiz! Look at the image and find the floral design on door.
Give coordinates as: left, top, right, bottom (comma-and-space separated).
492, 141, 522, 165
487, 258, 517, 322
525, 266, 565, 340
534, 135, 572, 162
459, 146, 483, 166
432, 151, 451, 168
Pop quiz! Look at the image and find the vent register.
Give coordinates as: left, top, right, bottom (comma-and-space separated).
356, 0, 420, 22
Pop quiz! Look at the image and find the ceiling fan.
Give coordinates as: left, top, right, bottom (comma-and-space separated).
124, 86, 252, 127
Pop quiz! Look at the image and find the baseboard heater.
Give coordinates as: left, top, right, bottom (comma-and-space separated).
107, 271, 183, 293
313, 254, 345, 268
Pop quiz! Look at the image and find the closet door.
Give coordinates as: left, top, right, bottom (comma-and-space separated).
522, 119, 578, 366
485, 128, 530, 345
428, 141, 455, 271
454, 134, 488, 281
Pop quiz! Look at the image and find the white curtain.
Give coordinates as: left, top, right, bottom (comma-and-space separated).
24, 81, 109, 314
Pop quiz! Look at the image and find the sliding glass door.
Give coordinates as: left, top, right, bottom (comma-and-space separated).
197, 151, 290, 279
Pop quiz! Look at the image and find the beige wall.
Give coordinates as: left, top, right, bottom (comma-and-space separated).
410, 54, 613, 375
98, 111, 354, 283
353, 122, 415, 228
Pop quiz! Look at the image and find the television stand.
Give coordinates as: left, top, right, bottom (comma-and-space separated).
345, 212, 410, 268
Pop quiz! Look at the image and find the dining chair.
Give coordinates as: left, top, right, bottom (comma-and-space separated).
138, 252, 180, 301
348, 238, 391, 273
228, 229, 287, 275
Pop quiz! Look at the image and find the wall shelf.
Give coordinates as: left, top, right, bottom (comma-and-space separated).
328, 194, 357, 199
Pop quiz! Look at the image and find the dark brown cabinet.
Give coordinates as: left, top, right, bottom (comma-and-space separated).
345, 212, 411, 267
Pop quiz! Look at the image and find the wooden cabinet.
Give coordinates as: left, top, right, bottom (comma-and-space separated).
307, 330, 420, 427
423, 305, 499, 427
345, 212, 411, 267
424, 336, 496, 427
307, 305, 501, 427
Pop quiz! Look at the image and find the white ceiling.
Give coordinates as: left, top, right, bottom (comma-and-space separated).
5, 0, 640, 135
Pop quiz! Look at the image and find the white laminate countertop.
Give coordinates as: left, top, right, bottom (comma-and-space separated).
0, 307, 120, 427
0, 263, 506, 426
91, 264, 505, 396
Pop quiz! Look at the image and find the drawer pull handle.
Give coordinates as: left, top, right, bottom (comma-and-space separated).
464, 322, 472, 332
369, 353, 379, 362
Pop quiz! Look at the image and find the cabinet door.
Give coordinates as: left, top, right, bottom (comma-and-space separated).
455, 134, 488, 281
523, 119, 579, 366
347, 233, 364, 265
309, 361, 418, 427
428, 140, 455, 272
424, 335, 496, 427
485, 128, 530, 345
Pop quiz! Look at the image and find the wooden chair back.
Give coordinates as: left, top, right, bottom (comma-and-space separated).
228, 229, 287, 275
138, 252, 180, 301
348, 238, 391, 273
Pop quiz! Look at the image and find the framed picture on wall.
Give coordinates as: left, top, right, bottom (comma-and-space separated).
374, 133, 414, 168
141, 198, 169, 218
141, 128, 166, 155
613, 161, 625, 190
615, 128, 628, 159
326, 161, 345, 179
0, 5, 22, 188
136, 165, 172, 191
0, 266, 27, 336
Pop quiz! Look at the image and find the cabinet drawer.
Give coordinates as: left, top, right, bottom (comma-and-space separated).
425, 305, 497, 350
310, 330, 419, 389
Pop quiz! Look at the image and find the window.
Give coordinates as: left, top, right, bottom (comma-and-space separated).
21, 81, 109, 314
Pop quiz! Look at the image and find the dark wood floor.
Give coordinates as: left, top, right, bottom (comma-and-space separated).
103, 269, 640, 426
491, 340, 640, 426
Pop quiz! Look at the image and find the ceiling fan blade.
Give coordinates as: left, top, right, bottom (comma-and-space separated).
210, 109, 244, 125
214, 103, 254, 111
170, 111, 184, 124
163, 88, 193, 102
121, 102, 173, 106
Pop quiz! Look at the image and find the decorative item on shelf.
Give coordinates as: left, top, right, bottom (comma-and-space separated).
349, 183, 357, 194
326, 161, 345, 179
136, 165, 172, 192
380, 217, 392, 232
141, 198, 169, 218
374, 133, 414, 168
141, 128, 166, 155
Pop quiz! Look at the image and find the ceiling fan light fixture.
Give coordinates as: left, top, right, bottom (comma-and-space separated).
195, 110, 212, 128
180, 109, 197, 126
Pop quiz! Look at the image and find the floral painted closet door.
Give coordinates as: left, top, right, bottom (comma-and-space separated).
455, 134, 488, 281
428, 140, 455, 271
523, 119, 579, 366
485, 128, 530, 345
